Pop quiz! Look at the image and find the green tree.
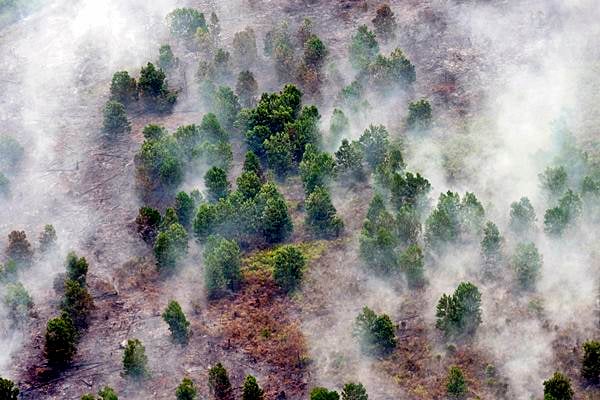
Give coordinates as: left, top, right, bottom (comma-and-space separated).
509, 197, 536, 235
167, 8, 206, 37
304, 34, 327, 68
329, 108, 349, 143
138, 62, 167, 98
154, 223, 189, 273
4, 282, 33, 323
335, 139, 364, 181
399, 244, 425, 288
264, 131, 294, 178
175, 192, 196, 228
395, 205, 421, 245
539, 166, 568, 199
543, 372, 573, 400
300, 144, 336, 195
446, 366, 467, 398
233, 27, 257, 67
199, 113, 228, 143
61, 278, 93, 330
372, 4, 397, 42
205, 167, 230, 202
242, 375, 264, 400
176, 377, 197, 400
158, 44, 176, 70
310, 388, 339, 400
0, 377, 19, 400
212, 86, 240, 130
66, 252, 89, 285
0, 135, 24, 171
359, 125, 389, 169
123, 338, 148, 379
512, 242, 542, 290
582, 340, 600, 384
98, 387, 118, 400
341, 382, 368, 400
136, 134, 183, 193
368, 48, 416, 92
142, 124, 167, 140
258, 183, 293, 243
136, 206, 162, 244
406, 99, 432, 131
272, 245, 306, 293
208, 363, 232, 400
243, 150, 262, 177
236, 70, 258, 108
110, 71, 137, 104
544, 189, 582, 236
236, 171, 262, 200
162, 300, 190, 344
389, 172, 431, 210
481, 221, 503, 275
359, 193, 397, 274
349, 25, 379, 70
353, 306, 396, 355
305, 186, 344, 238
39, 224, 57, 253
436, 282, 482, 338
6, 230, 33, 266
193, 203, 219, 241
45, 313, 77, 368
203, 236, 241, 299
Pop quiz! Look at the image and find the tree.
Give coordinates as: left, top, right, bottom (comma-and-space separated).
162, 300, 190, 344
213, 49, 232, 82
213, 86, 240, 130
203, 236, 241, 299
39, 224, 57, 252
399, 244, 425, 288
138, 62, 177, 112
512, 242, 542, 290
543, 372, 573, 400
335, 139, 364, 181
61, 278, 93, 330
0, 135, 24, 171
233, 27, 257, 67
110, 71, 137, 104
272, 245, 306, 293
368, 49, 416, 92
122, 339, 148, 379
353, 306, 396, 355
304, 34, 327, 68
310, 388, 339, 400
199, 113, 228, 143
154, 223, 189, 273
259, 184, 293, 243
136, 206, 162, 244
176, 377, 197, 400
243, 151, 262, 177
236, 70, 258, 108
167, 8, 206, 37
481, 221, 503, 275
396, 205, 421, 245
175, 192, 196, 228
305, 186, 344, 239
341, 382, 368, 400
329, 108, 349, 143
436, 282, 481, 338
509, 197, 536, 235
242, 375, 264, 400
359, 125, 389, 169
264, 131, 294, 178
4, 282, 33, 323
158, 44, 176, 70
208, 363, 232, 400
142, 124, 167, 140
544, 189, 582, 236
349, 25, 379, 70
102, 100, 131, 134
406, 99, 432, 131
66, 252, 89, 285
582, 340, 600, 384
446, 366, 467, 398
236, 171, 262, 200
300, 144, 336, 195
193, 203, 218, 241
205, 167, 230, 202
0, 377, 19, 400
389, 172, 431, 210
136, 134, 183, 194
82, 395, 95, 400
372, 4, 397, 42
6, 230, 33, 266
98, 387, 118, 400
539, 166, 568, 199
45, 313, 77, 368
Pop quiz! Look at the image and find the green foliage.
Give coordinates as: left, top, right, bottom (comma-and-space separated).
143, 124, 167, 140
233, 27, 257, 67
349, 25, 379, 70
66, 252, 88, 285
374, 141, 405, 187
582, 340, 600, 384
81, 394, 95, 400
176, 377, 197, 400
543, 189, 582, 236
213, 49, 232, 82
300, 144, 335, 195
399, 244, 425, 288
512, 242, 542, 290
543, 372, 573, 400
136, 206, 162, 244
335, 139, 364, 181
243, 151, 262, 177
305, 186, 344, 239
98, 387, 118, 400
213, 86, 241, 130
200, 113, 228, 143
237, 172, 262, 200
436, 282, 482, 338
406, 99, 432, 131
61, 278, 93, 330
175, 192, 196, 228
481, 221, 502, 274
389, 172, 431, 210
45, 313, 77, 368
353, 306, 396, 355
110, 71, 137, 104
368, 48, 416, 92
264, 131, 294, 178
0, 135, 24, 171
341, 382, 368, 400
236, 70, 258, 108
272, 245, 306, 293
158, 44, 176, 70
396, 205, 421, 245
359, 125, 389, 169
39, 224, 57, 252
446, 366, 467, 398
167, 8, 206, 37
0, 172, 8, 196
137, 134, 183, 192
4, 282, 33, 322
154, 223, 188, 273
359, 193, 397, 274
0, 377, 19, 400
310, 387, 340, 400
242, 375, 264, 400
372, 4, 397, 41
304, 34, 327, 67
138, 62, 177, 112
337, 80, 365, 112
203, 236, 241, 299
0, 260, 17, 283
329, 108, 349, 142
208, 363, 232, 400
6, 230, 33, 266
122, 339, 148, 379
259, 184, 293, 243
205, 167, 230, 202
509, 197, 536, 235
162, 300, 190, 344
539, 166, 568, 198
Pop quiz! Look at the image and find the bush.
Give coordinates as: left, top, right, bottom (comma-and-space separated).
349, 25, 379, 70
372, 4, 397, 41
203, 236, 241, 299
39, 224, 57, 252
45, 313, 77, 368
582, 340, 600, 383
242, 375, 264, 400
310, 388, 339, 400
122, 339, 148, 379
6, 230, 33, 266
399, 244, 425, 288
143, 124, 167, 140
176, 377, 197, 400
110, 71, 137, 104
0, 377, 19, 400
436, 282, 481, 338
208, 363, 232, 400
543, 372, 573, 400
509, 197, 536, 235
341, 382, 368, 400
162, 300, 190, 344
136, 206, 162, 244
446, 366, 467, 398
512, 242, 542, 290
406, 99, 432, 131
272, 245, 306, 293
205, 167, 230, 202
102, 100, 130, 134
353, 306, 396, 355
167, 8, 206, 37
359, 125, 389, 169
154, 223, 189, 273
4, 282, 33, 322
305, 186, 343, 239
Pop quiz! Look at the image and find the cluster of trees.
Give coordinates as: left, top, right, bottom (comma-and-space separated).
435, 282, 482, 338
0, 376, 19, 400
309, 382, 369, 400
353, 306, 396, 355
44, 252, 93, 368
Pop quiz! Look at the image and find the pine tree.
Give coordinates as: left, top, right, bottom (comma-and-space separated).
242, 375, 264, 400
122, 339, 148, 379
446, 366, 467, 398
208, 363, 232, 400
176, 377, 197, 400
162, 300, 190, 344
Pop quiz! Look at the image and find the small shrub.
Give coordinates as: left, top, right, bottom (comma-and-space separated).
272, 245, 306, 293
446, 366, 467, 398
176, 377, 197, 400
208, 363, 232, 400
242, 375, 264, 400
